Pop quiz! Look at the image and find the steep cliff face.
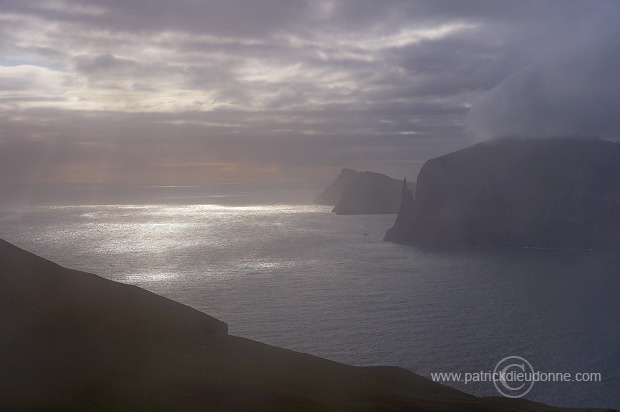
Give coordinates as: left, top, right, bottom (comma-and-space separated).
313, 168, 360, 205
385, 137, 620, 248
315, 168, 415, 215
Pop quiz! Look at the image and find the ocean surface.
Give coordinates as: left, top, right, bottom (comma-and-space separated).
0, 183, 618, 408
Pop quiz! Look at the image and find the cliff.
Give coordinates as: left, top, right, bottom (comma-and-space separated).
0, 237, 606, 410
313, 168, 360, 205
315, 168, 415, 215
385, 137, 620, 248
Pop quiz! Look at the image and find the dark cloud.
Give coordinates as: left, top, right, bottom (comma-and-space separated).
0, 0, 315, 38
0, 0, 619, 185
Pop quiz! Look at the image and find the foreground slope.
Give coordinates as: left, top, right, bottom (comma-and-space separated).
0, 238, 605, 410
386, 137, 620, 248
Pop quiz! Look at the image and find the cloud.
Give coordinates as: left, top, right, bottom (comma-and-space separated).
1, 1, 619, 184
465, 1, 620, 140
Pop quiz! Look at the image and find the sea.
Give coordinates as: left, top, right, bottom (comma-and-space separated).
0, 183, 618, 408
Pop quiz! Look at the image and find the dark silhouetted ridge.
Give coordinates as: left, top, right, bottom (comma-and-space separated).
0, 238, 608, 410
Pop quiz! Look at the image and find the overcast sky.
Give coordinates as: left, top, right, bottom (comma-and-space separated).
1, 0, 619, 185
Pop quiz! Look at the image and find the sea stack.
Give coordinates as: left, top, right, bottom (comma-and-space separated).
384, 178, 415, 242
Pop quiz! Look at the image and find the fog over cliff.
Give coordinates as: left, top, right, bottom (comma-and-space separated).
465, 2, 620, 141
1, 1, 619, 185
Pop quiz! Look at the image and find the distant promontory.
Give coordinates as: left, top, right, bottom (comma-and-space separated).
315, 168, 415, 215
385, 137, 620, 248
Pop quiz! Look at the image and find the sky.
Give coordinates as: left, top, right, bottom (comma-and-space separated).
1, 0, 619, 185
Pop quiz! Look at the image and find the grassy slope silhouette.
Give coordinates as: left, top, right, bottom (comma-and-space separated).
0, 238, 606, 411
